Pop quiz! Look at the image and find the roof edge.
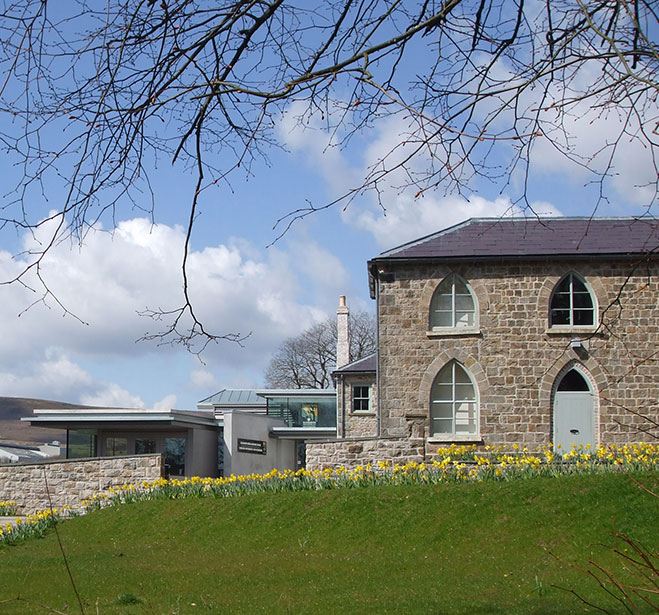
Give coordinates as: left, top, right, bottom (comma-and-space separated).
376, 216, 656, 260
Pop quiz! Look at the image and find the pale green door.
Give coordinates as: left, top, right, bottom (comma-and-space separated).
553, 369, 595, 452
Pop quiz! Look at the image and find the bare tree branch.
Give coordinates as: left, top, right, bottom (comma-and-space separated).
265, 311, 376, 388
0, 1, 656, 346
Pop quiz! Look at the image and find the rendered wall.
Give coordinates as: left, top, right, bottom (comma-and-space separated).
223, 410, 296, 476
187, 427, 220, 477
0, 454, 162, 515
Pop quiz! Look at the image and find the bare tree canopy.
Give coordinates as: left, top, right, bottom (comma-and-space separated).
0, 1, 657, 347
265, 311, 376, 389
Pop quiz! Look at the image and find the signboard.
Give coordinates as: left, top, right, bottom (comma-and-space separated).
237, 438, 267, 455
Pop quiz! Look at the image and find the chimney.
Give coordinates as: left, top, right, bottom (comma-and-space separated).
336, 295, 350, 369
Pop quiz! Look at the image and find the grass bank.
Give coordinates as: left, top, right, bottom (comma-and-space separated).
1, 471, 657, 614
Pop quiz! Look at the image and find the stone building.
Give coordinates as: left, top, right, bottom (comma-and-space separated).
334, 353, 377, 439
309, 217, 659, 468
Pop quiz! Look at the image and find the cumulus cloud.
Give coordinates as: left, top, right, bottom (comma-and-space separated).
279, 100, 359, 194
189, 368, 219, 391
280, 107, 563, 248
0, 216, 348, 407
279, 54, 656, 252
354, 193, 564, 248
529, 104, 657, 206
153, 394, 178, 410
0, 351, 94, 400
80, 384, 146, 409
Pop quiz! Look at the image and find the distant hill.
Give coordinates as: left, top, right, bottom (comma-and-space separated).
0, 397, 87, 445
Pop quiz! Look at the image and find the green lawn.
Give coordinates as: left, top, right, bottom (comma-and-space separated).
1, 471, 657, 614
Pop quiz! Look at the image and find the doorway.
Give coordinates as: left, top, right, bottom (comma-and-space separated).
553, 368, 595, 452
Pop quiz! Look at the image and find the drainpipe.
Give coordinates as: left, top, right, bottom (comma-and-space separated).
375, 277, 381, 438
340, 373, 346, 439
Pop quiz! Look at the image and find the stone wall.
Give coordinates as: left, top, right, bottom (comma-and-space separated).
337, 373, 378, 438
376, 257, 659, 448
0, 454, 163, 515
306, 437, 424, 470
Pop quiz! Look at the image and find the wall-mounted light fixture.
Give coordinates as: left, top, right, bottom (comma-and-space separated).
570, 338, 588, 358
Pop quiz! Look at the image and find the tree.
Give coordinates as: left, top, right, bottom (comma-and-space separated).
0, 1, 656, 348
265, 311, 376, 388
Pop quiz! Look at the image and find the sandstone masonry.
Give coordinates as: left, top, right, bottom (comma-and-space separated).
323, 219, 659, 471
0, 454, 162, 515
337, 374, 378, 438
306, 436, 424, 470
376, 257, 658, 448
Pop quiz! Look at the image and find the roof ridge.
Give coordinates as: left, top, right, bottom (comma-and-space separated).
371, 216, 658, 262
378, 215, 653, 257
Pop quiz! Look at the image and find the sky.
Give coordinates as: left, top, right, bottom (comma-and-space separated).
0, 14, 656, 413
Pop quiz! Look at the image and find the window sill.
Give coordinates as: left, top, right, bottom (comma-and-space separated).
427, 434, 482, 444
545, 327, 602, 336
426, 329, 481, 338
350, 411, 376, 417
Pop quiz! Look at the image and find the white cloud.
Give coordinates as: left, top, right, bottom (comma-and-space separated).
0, 215, 351, 407
0, 351, 94, 400
80, 384, 145, 408
189, 368, 218, 391
529, 103, 657, 206
279, 106, 566, 248
364, 194, 562, 248
349, 194, 514, 248
153, 394, 177, 410
279, 56, 656, 252
279, 100, 358, 194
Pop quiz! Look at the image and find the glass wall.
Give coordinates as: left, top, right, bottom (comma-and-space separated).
135, 438, 157, 454
217, 433, 224, 476
266, 396, 337, 428
165, 437, 186, 476
67, 429, 98, 459
105, 437, 128, 456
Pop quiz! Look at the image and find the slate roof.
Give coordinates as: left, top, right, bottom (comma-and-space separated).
334, 354, 377, 375
374, 217, 659, 261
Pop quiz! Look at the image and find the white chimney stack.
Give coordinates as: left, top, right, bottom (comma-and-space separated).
336, 295, 350, 369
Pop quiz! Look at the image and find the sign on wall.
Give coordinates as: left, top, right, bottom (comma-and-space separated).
237, 438, 267, 455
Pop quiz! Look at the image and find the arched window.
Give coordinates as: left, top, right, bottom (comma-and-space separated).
430, 361, 478, 436
549, 273, 595, 327
430, 273, 477, 330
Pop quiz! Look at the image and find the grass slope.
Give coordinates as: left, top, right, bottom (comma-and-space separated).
1, 472, 657, 615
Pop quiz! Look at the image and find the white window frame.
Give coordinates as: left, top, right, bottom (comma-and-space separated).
429, 361, 479, 441
549, 273, 597, 329
429, 273, 478, 332
352, 384, 371, 413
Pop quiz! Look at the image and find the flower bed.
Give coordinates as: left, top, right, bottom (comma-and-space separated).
0, 500, 18, 515
1, 442, 657, 546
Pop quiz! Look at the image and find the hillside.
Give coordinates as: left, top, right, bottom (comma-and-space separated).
1, 471, 657, 614
0, 397, 84, 444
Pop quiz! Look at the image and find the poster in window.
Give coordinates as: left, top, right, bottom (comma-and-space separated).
301, 404, 318, 426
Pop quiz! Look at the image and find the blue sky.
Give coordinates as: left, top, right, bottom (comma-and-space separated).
0, 48, 655, 412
